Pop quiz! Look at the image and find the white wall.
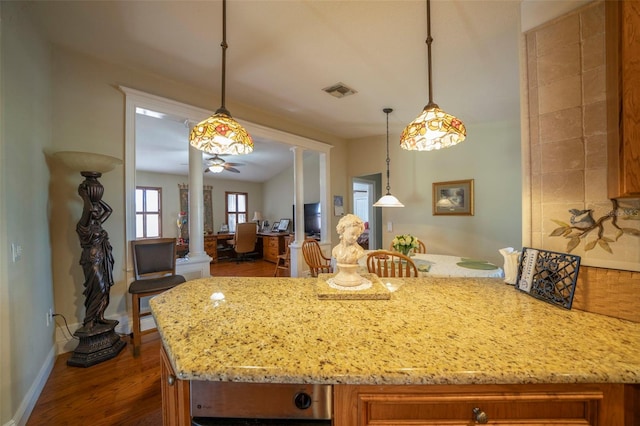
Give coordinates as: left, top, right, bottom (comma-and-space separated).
263, 152, 323, 234
136, 171, 264, 238
1, 2, 56, 424
349, 120, 522, 267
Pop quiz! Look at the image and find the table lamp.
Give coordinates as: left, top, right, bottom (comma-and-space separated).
252, 211, 263, 232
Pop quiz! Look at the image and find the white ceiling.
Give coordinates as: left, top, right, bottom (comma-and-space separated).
26, 0, 526, 181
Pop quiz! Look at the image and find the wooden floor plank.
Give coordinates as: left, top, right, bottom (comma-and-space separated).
27, 259, 276, 425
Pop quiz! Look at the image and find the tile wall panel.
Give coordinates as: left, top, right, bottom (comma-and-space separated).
525, 1, 639, 322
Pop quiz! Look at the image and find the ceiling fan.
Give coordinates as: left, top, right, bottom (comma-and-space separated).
204, 154, 244, 174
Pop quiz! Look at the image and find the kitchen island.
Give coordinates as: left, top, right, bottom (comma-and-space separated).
150, 276, 640, 425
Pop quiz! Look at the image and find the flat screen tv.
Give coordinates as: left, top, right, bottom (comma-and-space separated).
292, 202, 322, 237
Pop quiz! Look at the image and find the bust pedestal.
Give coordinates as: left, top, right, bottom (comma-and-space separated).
333, 263, 363, 287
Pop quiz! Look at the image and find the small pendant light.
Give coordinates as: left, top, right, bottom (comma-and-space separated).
189, 0, 254, 155
400, 0, 466, 151
374, 108, 405, 208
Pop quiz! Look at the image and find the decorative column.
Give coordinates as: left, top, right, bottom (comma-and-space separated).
290, 146, 305, 277
54, 151, 126, 367
186, 121, 210, 263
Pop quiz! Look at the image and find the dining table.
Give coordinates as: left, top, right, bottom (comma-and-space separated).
357, 251, 504, 279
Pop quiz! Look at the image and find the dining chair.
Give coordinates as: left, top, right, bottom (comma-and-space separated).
301, 238, 333, 277
367, 250, 419, 278
273, 235, 292, 277
389, 239, 427, 254
129, 238, 186, 356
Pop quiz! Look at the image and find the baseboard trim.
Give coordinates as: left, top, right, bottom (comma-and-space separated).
11, 344, 55, 426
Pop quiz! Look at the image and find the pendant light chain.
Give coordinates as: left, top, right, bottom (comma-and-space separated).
384, 108, 392, 195
218, 0, 229, 115
373, 108, 404, 207
426, 0, 435, 109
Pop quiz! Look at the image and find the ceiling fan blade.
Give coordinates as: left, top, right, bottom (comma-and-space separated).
226, 167, 241, 173
224, 162, 245, 167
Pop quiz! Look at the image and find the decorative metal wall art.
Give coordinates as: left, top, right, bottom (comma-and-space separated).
515, 247, 581, 310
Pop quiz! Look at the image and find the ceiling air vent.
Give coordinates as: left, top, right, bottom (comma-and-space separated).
322, 82, 357, 99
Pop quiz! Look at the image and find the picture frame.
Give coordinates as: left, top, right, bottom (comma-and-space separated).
433, 179, 474, 216
277, 219, 290, 232
271, 222, 280, 233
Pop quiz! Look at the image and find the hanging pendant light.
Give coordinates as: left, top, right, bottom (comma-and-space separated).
400, 0, 466, 151
374, 108, 405, 208
189, 0, 253, 155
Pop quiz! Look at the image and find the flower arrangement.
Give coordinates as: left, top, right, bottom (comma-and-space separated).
392, 234, 419, 256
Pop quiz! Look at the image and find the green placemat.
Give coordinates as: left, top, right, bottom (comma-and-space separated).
456, 259, 498, 270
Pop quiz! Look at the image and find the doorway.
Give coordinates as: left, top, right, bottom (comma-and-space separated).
352, 174, 382, 250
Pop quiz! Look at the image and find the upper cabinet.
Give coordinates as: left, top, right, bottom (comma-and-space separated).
606, 1, 640, 199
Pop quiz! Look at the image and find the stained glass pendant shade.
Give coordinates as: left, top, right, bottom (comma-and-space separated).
190, 109, 253, 155
400, 0, 466, 151
189, 0, 253, 155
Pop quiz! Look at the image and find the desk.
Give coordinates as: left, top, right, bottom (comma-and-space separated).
358, 252, 504, 278
258, 232, 289, 263
203, 232, 289, 263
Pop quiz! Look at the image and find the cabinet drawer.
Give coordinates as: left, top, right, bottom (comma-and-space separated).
334, 384, 613, 426
366, 396, 599, 425
268, 238, 280, 249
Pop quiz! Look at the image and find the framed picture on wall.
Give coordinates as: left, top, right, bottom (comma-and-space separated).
433, 179, 474, 216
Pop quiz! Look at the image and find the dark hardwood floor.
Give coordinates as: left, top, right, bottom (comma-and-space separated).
27, 258, 278, 425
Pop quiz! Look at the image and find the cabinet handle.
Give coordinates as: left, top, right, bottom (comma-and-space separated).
167, 375, 176, 386
472, 407, 488, 424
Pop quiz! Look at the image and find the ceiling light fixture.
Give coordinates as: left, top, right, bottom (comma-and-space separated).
374, 108, 404, 208
208, 164, 225, 173
189, 0, 253, 156
400, 0, 466, 151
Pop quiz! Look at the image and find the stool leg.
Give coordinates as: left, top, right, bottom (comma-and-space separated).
273, 259, 280, 277
132, 293, 142, 357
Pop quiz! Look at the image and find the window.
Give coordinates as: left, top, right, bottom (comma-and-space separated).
225, 192, 248, 233
136, 187, 162, 238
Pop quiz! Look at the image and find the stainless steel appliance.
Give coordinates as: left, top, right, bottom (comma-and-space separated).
191, 382, 332, 425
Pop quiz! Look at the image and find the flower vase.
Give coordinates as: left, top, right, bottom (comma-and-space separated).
397, 247, 412, 257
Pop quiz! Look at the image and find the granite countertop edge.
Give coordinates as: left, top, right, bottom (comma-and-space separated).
151, 276, 640, 386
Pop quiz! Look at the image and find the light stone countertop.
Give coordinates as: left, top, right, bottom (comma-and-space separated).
149, 276, 640, 385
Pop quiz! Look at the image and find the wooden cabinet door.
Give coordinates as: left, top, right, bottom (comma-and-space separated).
160, 346, 190, 426
334, 384, 632, 426
606, 0, 640, 199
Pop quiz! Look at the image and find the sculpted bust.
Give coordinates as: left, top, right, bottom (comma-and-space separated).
330, 214, 367, 288
332, 214, 365, 264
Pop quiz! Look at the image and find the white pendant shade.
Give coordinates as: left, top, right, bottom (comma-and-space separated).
373, 194, 405, 208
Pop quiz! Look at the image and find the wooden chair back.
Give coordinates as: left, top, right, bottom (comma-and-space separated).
367, 250, 419, 278
301, 238, 333, 277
